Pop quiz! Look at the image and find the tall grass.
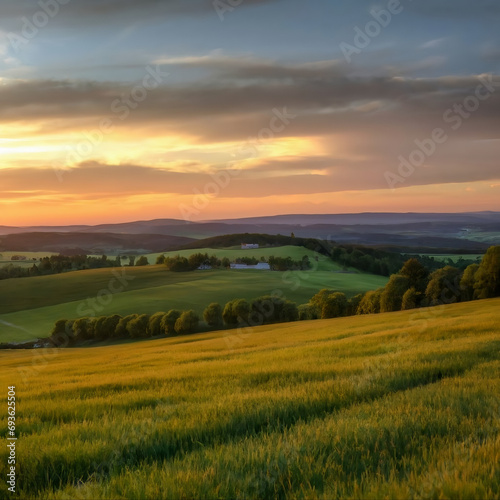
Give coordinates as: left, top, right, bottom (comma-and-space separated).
0, 299, 499, 499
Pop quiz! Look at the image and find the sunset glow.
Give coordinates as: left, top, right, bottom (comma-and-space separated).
1, 1, 499, 225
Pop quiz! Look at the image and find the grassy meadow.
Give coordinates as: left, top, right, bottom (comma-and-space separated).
0, 298, 499, 499
463, 231, 500, 245
0, 247, 387, 343
0, 252, 57, 269
417, 253, 484, 263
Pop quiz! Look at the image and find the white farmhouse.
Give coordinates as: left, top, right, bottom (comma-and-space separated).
230, 262, 270, 270
197, 264, 212, 270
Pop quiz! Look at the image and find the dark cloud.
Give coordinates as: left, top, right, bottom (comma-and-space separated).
2, 0, 495, 24
2, 70, 499, 125
1, 69, 499, 162
154, 55, 348, 81
0, 0, 282, 29
1, 59, 499, 195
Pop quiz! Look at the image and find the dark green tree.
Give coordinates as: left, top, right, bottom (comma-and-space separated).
127, 314, 151, 338
164, 256, 190, 272
51, 319, 67, 336
401, 287, 417, 310
115, 314, 138, 338
425, 266, 463, 306
93, 316, 109, 340
357, 289, 383, 315
347, 293, 364, 316
474, 246, 500, 299
73, 317, 96, 342
174, 310, 199, 335
188, 253, 209, 270
279, 301, 299, 322
321, 292, 347, 319
380, 275, 410, 312
104, 315, 122, 338
203, 303, 223, 328
309, 289, 335, 318
399, 258, 429, 296
161, 310, 181, 336
460, 263, 480, 301
209, 255, 220, 268
223, 299, 250, 326
29, 264, 40, 276
298, 304, 317, 321
149, 312, 167, 336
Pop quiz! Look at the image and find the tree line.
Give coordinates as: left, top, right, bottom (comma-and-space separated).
1, 232, 480, 281
49, 294, 301, 345
49, 245, 499, 347
306, 245, 500, 320
157, 252, 311, 271
158, 253, 228, 271
0, 255, 122, 280
153, 247, 472, 276
175, 232, 482, 276
49, 246, 499, 346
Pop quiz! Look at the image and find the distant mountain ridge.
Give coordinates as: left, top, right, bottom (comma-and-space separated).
206, 212, 500, 226
1, 212, 499, 252
0, 232, 195, 254
0, 218, 192, 236
2, 212, 499, 236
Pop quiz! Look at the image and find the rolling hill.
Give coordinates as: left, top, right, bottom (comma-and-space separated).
1, 298, 499, 499
0, 232, 195, 254
0, 247, 387, 343
1, 212, 499, 250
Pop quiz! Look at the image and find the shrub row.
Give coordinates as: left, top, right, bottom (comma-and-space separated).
306, 246, 500, 320
50, 310, 200, 343
50, 246, 499, 345
49, 295, 301, 345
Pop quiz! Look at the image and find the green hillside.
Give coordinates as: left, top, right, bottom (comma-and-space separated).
144, 245, 345, 271
1, 299, 499, 499
0, 250, 387, 342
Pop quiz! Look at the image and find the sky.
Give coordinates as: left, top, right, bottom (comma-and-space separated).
0, 0, 499, 225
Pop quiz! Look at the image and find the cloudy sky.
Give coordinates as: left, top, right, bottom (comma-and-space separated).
1, 0, 499, 225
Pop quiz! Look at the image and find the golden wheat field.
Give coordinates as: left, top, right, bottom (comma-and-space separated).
1, 298, 499, 499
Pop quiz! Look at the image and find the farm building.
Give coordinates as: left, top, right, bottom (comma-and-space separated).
241, 243, 259, 249
197, 264, 212, 270
230, 262, 270, 270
